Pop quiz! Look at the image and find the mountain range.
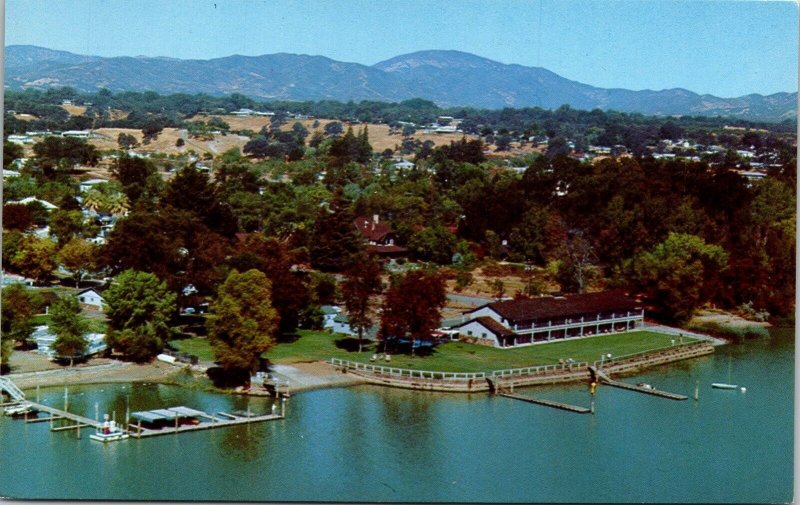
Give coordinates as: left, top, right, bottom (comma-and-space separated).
4, 45, 796, 122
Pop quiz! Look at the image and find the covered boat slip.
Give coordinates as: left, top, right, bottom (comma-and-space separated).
129, 404, 285, 438
130, 406, 210, 424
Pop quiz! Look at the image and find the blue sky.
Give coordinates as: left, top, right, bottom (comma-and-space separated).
5, 0, 798, 97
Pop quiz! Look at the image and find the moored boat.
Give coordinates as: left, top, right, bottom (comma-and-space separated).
711, 383, 738, 389
89, 418, 129, 443
3, 404, 34, 417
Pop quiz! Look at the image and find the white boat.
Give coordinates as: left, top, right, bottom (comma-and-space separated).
3, 404, 34, 416
89, 419, 129, 443
637, 383, 654, 390
711, 383, 738, 389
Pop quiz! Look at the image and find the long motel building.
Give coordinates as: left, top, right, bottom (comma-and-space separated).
453, 290, 644, 348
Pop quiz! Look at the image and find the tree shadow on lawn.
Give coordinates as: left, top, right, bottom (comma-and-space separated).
334, 337, 372, 352
276, 333, 301, 344
206, 366, 251, 388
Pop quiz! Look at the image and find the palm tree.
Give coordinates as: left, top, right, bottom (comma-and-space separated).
105, 192, 130, 216
82, 189, 105, 214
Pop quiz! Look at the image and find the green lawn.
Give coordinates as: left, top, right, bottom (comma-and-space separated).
169, 337, 217, 362
169, 330, 697, 372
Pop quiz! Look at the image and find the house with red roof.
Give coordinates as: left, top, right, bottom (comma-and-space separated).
353, 215, 408, 257
454, 290, 644, 348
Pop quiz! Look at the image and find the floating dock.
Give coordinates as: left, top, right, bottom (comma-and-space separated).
1, 377, 285, 443
499, 393, 592, 413
589, 366, 688, 400
128, 406, 284, 439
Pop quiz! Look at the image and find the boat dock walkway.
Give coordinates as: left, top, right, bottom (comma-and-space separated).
589, 366, 688, 400
602, 380, 688, 400
1, 377, 286, 442
132, 412, 284, 438
23, 401, 104, 428
499, 393, 592, 413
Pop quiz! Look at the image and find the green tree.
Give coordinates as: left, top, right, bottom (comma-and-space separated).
309, 198, 364, 272
408, 225, 458, 264
11, 235, 57, 284
49, 295, 89, 366
112, 155, 160, 203
104, 270, 177, 361
1, 284, 40, 347
117, 132, 138, 149
1, 336, 12, 373
3, 140, 24, 167
58, 238, 97, 287
32, 136, 99, 172
628, 233, 728, 323
341, 255, 383, 353
207, 269, 279, 375
49, 209, 85, 245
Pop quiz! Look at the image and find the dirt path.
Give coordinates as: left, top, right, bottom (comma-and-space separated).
7, 360, 180, 391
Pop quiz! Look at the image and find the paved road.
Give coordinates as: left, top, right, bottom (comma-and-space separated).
446, 293, 493, 307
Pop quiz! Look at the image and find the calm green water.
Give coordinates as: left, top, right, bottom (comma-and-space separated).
0, 329, 793, 503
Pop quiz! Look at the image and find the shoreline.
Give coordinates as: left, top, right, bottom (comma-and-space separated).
5, 343, 718, 396
0, 322, 745, 396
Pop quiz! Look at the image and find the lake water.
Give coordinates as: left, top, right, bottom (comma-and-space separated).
0, 329, 793, 503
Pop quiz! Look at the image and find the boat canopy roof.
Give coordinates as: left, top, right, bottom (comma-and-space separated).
131, 406, 205, 422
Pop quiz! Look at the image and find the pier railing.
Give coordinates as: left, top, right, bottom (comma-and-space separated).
331, 341, 711, 383
592, 341, 710, 368
329, 358, 486, 380
490, 361, 589, 379
329, 358, 588, 381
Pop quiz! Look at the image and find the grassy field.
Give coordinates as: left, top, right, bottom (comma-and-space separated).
169, 337, 217, 362
170, 330, 698, 372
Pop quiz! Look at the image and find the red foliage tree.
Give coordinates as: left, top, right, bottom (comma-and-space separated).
380, 270, 446, 355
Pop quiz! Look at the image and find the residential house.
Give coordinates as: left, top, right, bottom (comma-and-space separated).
353, 215, 408, 257
33, 325, 107, 359
7, 134, 34, 145
7, 196, 58, 211
453, 290, 643, 348
62, 130, 92, 138
79, 178, 109, 192
392, 159, 415, 170
77, 287, 105, 311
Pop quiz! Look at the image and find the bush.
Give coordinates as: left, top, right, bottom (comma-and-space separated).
687, 320, 769, 341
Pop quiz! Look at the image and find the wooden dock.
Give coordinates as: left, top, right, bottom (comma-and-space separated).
6, 394, 285, 442
602, 380, 688, 400
589, 366, 687, 400
132, 413, 283, 438
23, 401, 104, 428
499, 393, 592, 413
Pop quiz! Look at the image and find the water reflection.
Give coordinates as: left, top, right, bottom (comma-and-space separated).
2, 330, 793, 503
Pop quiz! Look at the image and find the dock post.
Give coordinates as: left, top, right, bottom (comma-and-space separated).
50, 413, 54, 429
36, 385, 40, 403
281, 397, 286, 417
64, 387, 68, 412
175, 416, 179, 433
76, 423, 81, 439
694, 381, 699, 401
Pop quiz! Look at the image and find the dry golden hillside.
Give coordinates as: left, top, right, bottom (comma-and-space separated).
90, 128, 251, 155
62, 105, 87, 116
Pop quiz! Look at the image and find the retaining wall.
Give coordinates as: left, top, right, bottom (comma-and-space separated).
332, 342, 715, 393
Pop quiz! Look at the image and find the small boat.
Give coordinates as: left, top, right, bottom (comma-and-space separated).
637, 383, 654, 390
711, 383, 738, 389
90, 418, 129, 443
4, 404, 34, 417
